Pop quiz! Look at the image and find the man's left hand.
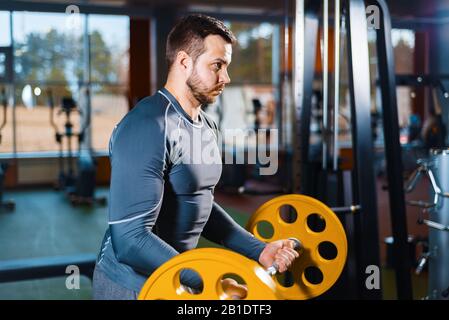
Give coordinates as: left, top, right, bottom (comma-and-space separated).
258, 239, 300, 273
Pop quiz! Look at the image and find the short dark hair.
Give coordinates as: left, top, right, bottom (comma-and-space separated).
166, 14, 236, 70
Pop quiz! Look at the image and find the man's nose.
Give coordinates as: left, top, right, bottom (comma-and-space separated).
220, 69, 231, 84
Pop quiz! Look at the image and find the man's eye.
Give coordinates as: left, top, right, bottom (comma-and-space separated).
214, 63, 222, 70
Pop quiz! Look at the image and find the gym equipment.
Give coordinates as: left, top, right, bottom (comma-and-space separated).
414, 238, 430, 275
50, 95, 78, 191
48, 90, 106, 206
246, 194, 347, 300
0, 86, 15, 212
405, 148, 449, 300
0, 253, 96, 283
293, 0, 415, 299
138, 248, 283, 300
139, 194, 347, 300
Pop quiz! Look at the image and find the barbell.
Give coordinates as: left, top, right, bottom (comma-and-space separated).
138, 194, 347, 300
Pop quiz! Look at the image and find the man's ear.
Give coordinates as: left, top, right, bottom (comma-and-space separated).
176, 50, 192, 72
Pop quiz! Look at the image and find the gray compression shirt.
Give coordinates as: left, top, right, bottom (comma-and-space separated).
95, 88, 267, 292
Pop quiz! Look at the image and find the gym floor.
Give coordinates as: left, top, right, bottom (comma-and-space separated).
0, 185, 428, 300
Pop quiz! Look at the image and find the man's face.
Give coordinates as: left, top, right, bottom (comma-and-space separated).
186, 35, 232, 105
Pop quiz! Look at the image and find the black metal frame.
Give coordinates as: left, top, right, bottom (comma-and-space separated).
395, 74, 449, 99
0, 1, 153, 17
0, 254, 96, 283
367, 0, 413, 300
294, 0, 415, 299
344, 0, 382, 300
293, 0, 320, 195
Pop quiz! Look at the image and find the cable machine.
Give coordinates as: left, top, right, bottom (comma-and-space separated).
292, 0, 413, 299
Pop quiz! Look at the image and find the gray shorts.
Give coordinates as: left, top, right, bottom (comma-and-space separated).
92, 266, 138, 300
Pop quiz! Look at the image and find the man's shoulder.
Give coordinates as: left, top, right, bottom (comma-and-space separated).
131, 92, 169, 116
115, 92, 169, 134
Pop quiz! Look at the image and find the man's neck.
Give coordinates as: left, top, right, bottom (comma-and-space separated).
164, 81, 201, 122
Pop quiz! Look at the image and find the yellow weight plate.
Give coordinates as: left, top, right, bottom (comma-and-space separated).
246, 194, 347, 300
138, 248, 283, 300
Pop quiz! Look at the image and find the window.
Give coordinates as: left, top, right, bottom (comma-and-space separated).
91, 84, 128, 151
0, 52, 6, 78
13, 12, 85, 84
392, 29, 415, 130
205, 22, 278, 149
88, 15, 129, 151
2, 11, 129, 154
0, 12, 12, 154
13, 11, 85, 152
227, 22, 274, 84
363, 29, 416, 146
392, 29, 415, 75
0, 84, 13, 154
0, 11, 11, 47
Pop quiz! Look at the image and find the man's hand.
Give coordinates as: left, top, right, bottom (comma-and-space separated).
258, 239, 300, 273
221, 278, 247, 299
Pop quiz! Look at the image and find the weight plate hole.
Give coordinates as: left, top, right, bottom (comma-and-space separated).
304, 266, 324, 285
306, 213, 326, 233
279, 205, 298, 223
276, 270, 295, 288
318, 241, 338, 260
220, 273, 247, 300
256, 220, 274, 239
179, 268, 203, 294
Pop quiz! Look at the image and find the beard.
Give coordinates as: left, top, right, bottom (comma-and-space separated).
186, 69, 224, 105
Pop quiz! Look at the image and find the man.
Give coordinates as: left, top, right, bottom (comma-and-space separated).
92, 14, 298, 300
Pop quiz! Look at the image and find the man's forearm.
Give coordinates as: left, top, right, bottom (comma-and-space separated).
202, 202, 267, 261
